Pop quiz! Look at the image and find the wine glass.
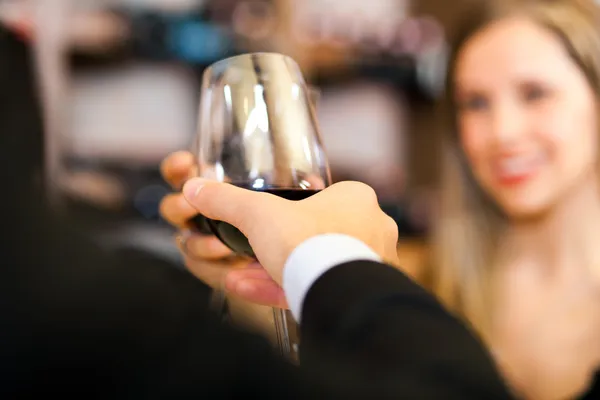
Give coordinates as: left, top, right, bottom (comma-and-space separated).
189, 53, 331, 361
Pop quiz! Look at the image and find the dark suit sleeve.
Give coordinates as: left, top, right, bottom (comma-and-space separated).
1, 203, 318, 398
299, 261, 514, 399
3, 209, 515, 399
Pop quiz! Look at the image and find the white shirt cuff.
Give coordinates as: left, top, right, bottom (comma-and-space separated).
282, 234, 381, 322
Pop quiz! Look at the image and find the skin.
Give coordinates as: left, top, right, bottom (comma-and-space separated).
454, 17, 600, 399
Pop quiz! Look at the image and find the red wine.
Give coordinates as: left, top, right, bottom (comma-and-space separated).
188, 188, 321, 258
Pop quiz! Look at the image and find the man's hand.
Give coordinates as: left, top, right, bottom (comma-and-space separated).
182, 178, 399, 287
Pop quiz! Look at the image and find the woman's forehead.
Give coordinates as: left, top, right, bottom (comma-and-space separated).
454, 17, 575, 90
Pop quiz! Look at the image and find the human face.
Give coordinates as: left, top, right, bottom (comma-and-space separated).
454, 17, 599, 220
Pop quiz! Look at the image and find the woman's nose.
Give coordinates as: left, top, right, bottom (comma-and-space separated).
489, 101, 526, 146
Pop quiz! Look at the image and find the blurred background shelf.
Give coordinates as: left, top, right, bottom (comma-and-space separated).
1, 0, 451, 263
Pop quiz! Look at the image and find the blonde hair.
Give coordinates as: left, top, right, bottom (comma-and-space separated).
426, 0, 600, 340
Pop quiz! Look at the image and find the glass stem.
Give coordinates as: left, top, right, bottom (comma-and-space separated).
210, 277, 229, 318
273, 307, 292, 357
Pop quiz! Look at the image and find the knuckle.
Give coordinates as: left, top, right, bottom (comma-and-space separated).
383, 214, 399, 239
348, 181, 378, 203
335, 181, 377, 198
363, 185, 378, 201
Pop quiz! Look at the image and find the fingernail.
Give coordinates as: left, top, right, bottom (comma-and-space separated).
183, 178, 205, 200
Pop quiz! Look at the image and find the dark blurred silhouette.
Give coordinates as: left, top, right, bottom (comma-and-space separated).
0, 23, 44, 199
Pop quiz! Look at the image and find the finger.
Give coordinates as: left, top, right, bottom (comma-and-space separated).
178, 253, 230, 288
225, 267, 273, 286
160, 193, 198, 227
185, 234, 232, 260
160, 151, 195, 189
225, 268, 288, 307
229, 278, 288, 308
177, 245, 249, 288
182, 178, 280, 234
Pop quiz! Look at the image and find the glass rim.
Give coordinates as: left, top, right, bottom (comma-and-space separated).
203, 52, 299, 77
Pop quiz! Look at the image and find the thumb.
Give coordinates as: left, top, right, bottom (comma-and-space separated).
182, 178, 274, 233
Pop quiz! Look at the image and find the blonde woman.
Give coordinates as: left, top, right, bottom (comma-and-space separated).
425, 1, 600, 398
161, 0, 600, 397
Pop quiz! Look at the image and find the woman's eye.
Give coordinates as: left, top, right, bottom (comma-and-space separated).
459, 96, 489, 111
522, 85, 549, 103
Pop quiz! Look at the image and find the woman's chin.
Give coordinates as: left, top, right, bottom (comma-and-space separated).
498, 198, 554, 223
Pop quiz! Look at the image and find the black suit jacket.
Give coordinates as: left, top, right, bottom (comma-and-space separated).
0, 199, 513, 399
0, 25, 514, 399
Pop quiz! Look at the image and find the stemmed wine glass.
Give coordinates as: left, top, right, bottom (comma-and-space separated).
189, 53, 331, 361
